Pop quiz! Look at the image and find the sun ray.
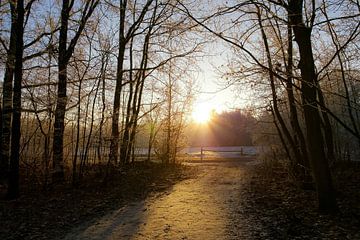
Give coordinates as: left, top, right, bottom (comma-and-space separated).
192, 103, 213, 123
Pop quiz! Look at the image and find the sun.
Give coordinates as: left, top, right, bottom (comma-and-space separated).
192, 103, 213, 124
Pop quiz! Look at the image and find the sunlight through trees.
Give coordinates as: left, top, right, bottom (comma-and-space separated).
0, 0, 359, 217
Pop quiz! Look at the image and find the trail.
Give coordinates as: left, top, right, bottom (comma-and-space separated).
63, 158, 255, 240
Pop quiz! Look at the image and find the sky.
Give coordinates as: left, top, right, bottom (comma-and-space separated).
0, 0, 251, 120
187, 1, 256, 115
192, 44, 251, 115
194, 60, 233, 113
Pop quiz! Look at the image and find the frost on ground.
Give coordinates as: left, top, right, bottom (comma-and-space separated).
63, 159, 254, 240
62, 158, 360, 240
2, 157, 357, 239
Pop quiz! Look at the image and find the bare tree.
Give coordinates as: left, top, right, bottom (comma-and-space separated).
285, 0, 337, 213
108, 0, 154, 166
1, 0, 17, 183
6, 0, 26, 199
177, 0, 344, 213
52, 0, 99, 183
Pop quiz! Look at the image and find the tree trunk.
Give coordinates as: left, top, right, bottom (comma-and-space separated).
109, 0, 127, 165
166, 68, 172, 164
97, 52, 108, 164
317, 87, 336, 164
72, 80, 82, 186
52, 0, 71, 183
0, 103, 3, 177
270, 106, 292, 162
147, 123, 155, 163
257, 8, 304, 170
108, 0, 153, 166
52, 0, 99, 183
288, 0, 337, 213
285, 22, 310, 177
120, 36, 134, 165
7, 0, 24, 199
80, 77, 99, 177
1, 2, 17, 182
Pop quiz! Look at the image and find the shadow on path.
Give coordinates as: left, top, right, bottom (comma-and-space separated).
64, 158, 253, 240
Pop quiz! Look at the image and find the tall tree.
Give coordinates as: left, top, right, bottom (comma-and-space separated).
286, 0, 337, 213
124, 0, 159, 164
108, 0, 154, 165
52, 0, 99, 182
1, 0, 17, 182
7, 0, 25, 199
284, 18, 310, 177
257, 7, 305, 173
179, 0, 339, 212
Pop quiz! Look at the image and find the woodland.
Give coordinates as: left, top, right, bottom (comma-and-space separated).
0, 0, 360, 238
186, 110, 255, 147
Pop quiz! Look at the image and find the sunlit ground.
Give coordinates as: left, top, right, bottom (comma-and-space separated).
64, 162, 245, 240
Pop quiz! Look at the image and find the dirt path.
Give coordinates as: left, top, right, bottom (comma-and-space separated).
63, 159, 255, 240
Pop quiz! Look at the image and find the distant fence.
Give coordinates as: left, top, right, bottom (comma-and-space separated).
200, 147, 246, 161
71, 145, 260, 163
180, 146, 259, 161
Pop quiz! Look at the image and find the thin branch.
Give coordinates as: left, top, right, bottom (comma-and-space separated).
24, 28, 60, 49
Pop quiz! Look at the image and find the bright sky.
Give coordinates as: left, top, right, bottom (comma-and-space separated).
191, 61, 237, 123
194, 62, 230, 113
192, 45, 249, 118
186, 0, 241, 116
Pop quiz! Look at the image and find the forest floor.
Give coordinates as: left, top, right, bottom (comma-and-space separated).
1, 158, 360, 239
0, 163, 195, 240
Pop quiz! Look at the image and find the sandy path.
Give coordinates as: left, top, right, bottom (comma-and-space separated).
64, 160, 253, 240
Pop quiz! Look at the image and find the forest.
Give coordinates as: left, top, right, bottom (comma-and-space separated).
186, 110, 255, 147
0, 0, 360, 239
